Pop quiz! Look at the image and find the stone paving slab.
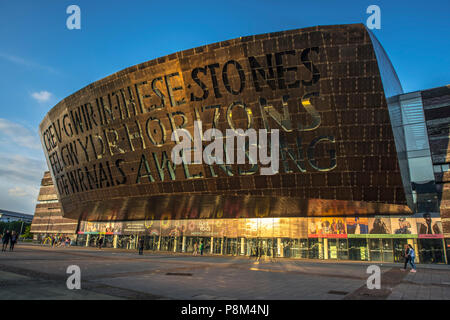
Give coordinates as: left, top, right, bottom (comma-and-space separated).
0, 244, 449, 300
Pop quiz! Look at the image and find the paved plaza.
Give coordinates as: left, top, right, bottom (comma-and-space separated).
0, 244, 449, 300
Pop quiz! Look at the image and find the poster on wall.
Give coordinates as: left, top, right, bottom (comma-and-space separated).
163, 219, 186, 237
346, 217, 369, 236
228, 219, 239, 238
416, 213, 444, 238
123, 221, 146, 235
308, 218, 346, 238
390, 217, 418, 237
213, 219, 226, 238
368, 217, 392, 237
144, 220, 160, 236
280, 218, 308, 239
184, 219, 214, 237
308, 218, 323, 237
296, 218, 308, 238
78, 221, 123, 234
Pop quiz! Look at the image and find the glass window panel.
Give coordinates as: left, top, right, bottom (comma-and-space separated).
407, 149, 432, 159
403, 123, 429, 151
388, 101, 402, 127
409, 157, 435, 183
400, 95, 425, 125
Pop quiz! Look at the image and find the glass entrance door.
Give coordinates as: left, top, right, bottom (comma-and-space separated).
308, 238, 324, 259
349, 239, 368, 261
338, 239, 349, 260
281, 238, 300, 258
369, 239, 394, 262
419, 239, 445, 263
246, 238, 276, 259
89, 234, 99, 247
289, 239, 308, 258
328, 239, 338, 259
369, 239, 382, 261
382, 239, 394, 262
225, 238, 239, 255
247, 238, 258, 257
212, 237, 223, 254
146, 235, 159, 251
393, 239, 408, 263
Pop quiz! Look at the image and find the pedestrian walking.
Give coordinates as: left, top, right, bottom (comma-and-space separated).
9, 231, 17, 251
199, 241, 204, 256
193, 242, 198, 255
257, 242, 263, 262
407, 244, 417, 273
2, 230, 11, 252
401, 244, 410, 271
138, 237, 145, 255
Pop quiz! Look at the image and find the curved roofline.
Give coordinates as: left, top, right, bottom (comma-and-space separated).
40, 23, 365, 130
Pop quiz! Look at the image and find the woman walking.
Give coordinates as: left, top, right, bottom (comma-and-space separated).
407, 244, 417, 273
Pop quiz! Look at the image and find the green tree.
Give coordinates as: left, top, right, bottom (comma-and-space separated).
0, 221, 31, 235
22, 225, 32, 239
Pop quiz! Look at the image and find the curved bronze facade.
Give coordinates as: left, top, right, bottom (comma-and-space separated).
40, 23, 411, 222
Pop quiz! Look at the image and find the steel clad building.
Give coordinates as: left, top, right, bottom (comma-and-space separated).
32, 23, 450, 263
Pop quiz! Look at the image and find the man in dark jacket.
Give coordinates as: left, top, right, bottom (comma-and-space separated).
138, 238, 145, 255
2, 230, 11, 252
401, 244, 410, 271
199, 242, 204, 256
9, 231, 17, 251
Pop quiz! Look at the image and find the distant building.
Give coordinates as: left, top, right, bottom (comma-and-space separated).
30, 171, 78, 241
0, 209, 33, 223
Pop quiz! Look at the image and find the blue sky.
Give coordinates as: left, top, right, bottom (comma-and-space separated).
0, 0, 449, 214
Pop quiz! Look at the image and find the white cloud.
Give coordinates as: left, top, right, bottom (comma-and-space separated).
8, 187, 29, 197
0, 52, 59, 74
0, 118, 41, 150
31, 90, 52, 103
0, 118, 46, 214
0, 154, 46, 214
0, 154, 46, 185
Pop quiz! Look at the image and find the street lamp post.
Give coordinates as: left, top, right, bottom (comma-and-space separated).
19, 220, 24, 238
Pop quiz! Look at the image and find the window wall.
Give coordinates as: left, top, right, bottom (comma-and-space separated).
71, 216, 447, 264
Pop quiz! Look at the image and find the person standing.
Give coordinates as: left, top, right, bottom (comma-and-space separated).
401, 244, 410, 271
138, 237, 145, 255
2, 230, 11, 252
199, 241, 204, 256
9, 231, 17, 251
193, 242, 198, 255
407, 244, 417, 273
257, 241, 263, 262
